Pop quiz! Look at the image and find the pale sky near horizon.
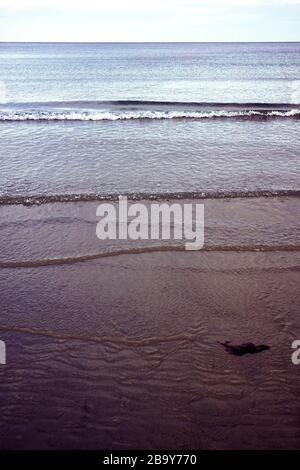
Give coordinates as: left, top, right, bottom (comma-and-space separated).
0, 0, 299, 42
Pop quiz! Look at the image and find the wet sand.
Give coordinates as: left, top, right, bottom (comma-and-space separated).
0, 196, 299, 449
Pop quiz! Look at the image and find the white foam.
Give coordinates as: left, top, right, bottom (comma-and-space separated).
0, 109, 299, 121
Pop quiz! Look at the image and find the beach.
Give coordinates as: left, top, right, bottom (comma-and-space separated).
0, 41, 299, 451
0, 195, 299, 449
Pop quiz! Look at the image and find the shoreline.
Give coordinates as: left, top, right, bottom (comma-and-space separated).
0, 189, 299, 207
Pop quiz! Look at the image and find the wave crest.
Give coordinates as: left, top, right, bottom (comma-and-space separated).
1, 109, 300, 122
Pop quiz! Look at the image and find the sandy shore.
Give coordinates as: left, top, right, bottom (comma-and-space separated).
0, 196, 299, 449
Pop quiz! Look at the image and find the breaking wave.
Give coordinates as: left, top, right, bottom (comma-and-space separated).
1, 110, 300, 121
0, 100, 300, 121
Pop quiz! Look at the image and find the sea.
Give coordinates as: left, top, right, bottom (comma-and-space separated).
1, 43, 300, 450
0, 42, 299, 202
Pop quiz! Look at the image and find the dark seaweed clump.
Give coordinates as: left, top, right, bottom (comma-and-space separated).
220, 341, 270, 356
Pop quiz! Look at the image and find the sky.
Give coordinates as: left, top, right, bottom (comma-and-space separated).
0, 0, 299, 42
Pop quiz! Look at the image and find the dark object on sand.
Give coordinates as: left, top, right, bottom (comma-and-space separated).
220, 341, 270, 356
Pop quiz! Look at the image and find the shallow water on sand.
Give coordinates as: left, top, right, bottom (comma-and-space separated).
0, 119, 299, 199
0, 197, 299, 449
0, 250, 299, 450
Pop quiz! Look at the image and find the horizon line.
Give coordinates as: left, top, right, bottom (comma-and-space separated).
1, 40, 300, 44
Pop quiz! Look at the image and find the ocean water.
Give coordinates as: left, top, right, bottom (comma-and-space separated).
1, 43, 300, 450
0, 42, 299, 200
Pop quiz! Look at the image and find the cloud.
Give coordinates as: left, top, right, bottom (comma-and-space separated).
1, 0, 300, 9
1, 0, 299, 20
0, 0, 163, 9
0, 0, 299, 41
